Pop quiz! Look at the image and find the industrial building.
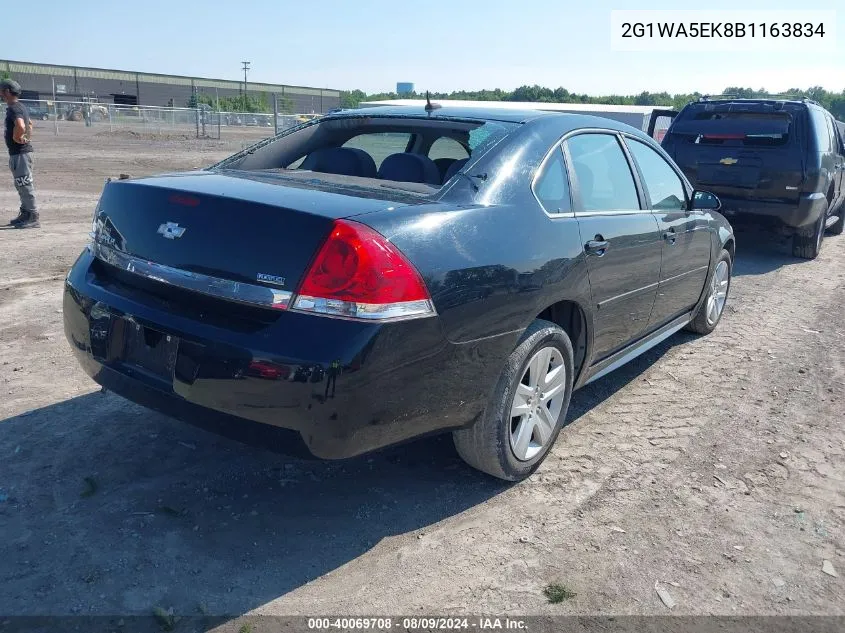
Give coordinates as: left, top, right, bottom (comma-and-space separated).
1, 59, 342, 113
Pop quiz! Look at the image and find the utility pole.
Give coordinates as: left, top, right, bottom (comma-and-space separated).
241, 61, 251, 95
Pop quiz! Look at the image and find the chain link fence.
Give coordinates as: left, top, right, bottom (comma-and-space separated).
4, 99, 312, 141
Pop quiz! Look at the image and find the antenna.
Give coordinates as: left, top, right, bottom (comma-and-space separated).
424, 91, 441, 113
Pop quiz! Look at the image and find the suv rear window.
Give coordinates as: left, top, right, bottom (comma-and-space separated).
670, 107, 793, 147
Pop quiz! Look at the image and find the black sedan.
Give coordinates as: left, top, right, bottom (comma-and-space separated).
63, 104, 735, 481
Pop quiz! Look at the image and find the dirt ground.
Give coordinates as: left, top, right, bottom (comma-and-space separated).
0, 123, 843, 625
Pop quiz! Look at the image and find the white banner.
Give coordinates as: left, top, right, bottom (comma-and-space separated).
610, 10, 837, 52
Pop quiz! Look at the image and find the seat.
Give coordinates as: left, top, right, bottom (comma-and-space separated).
300, 147, 377, 178
443, 158, 469, 183
377, 153, 441, 185
434, 158, 457, 182
344, 148, 378, 178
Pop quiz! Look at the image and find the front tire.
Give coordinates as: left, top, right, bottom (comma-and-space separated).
685, 248, 732, 335
453, 319, 574, 482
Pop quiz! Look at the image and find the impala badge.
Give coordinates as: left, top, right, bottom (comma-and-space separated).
157, 222, 186, 239
719, 157, 738, 165
256, 273, 286, 287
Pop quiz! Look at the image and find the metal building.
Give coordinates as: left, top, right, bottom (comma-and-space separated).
1, 59, 341, 114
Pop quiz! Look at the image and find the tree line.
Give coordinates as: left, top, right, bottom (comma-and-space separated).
340, 85, 845, 119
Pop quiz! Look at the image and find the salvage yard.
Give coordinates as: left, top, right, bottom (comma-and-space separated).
0, 125, 843, 620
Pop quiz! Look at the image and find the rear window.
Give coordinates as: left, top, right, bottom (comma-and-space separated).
217, 116, 520, 190
343, 132, 412, 168
670, 107, 793, 147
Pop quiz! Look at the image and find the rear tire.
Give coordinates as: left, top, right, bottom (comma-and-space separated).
453, 319, 574, 482
792, 213, 825, 259
685, 248, 732, 335
827, 205, 844, 236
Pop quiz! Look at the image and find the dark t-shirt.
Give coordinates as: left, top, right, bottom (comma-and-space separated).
4, 101, 33, 155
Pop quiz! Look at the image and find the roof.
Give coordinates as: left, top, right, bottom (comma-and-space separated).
331, 104, 557, 123
1, 59, 341, 97
328, 104, 655, 140
359, 98, 671, 116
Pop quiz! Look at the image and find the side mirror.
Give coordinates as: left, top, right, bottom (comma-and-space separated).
691, 190, 721, 211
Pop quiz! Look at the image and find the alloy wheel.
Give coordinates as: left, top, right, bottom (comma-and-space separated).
706, 260, 730, 326
509, 346, 567, 461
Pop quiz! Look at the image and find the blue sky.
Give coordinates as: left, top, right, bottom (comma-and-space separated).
4, 0, 843, 95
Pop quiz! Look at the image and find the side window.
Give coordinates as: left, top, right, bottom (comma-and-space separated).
825, 115, 841, 154
428, 137, 469, 161
343, 132, 412, 168
625, 139, 687, 211
565, 133, 640, 212
532, 146, 571, 214
810, 109, 831, 152
836, 122, 845, 155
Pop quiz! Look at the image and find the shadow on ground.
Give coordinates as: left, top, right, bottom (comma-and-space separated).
729, 222, 811, 277
0, 319, 693, 626
0, 391, 510, 620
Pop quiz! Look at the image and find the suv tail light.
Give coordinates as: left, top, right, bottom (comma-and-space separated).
291, 219, 436, 322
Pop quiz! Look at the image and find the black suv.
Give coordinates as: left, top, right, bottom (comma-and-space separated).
661, 98, 845, 259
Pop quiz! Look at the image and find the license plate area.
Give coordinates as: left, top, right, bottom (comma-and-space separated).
120, 320, 180, 381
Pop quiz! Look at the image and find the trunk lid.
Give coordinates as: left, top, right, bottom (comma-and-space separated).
93, 169, 435, 293
662, 103, 807, 204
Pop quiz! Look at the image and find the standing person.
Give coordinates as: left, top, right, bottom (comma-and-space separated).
2, 79, 39, 229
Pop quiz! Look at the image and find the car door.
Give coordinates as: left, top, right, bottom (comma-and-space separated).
624, 136, 713, 329
563, 131, 663, 362
646, 108, 678, 143
825, 114, 845, 214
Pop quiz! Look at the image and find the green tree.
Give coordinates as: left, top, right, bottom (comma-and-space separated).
336, 84, 843, 121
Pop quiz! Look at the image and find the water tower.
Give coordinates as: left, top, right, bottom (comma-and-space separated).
396, 82, 414, 96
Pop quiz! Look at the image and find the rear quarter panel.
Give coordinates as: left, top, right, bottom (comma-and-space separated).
363, 202, 591, 345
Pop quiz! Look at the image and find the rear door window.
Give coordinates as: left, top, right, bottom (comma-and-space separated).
626, 139, 687, 211
343, 132, 412, 168
565, 133, 640, 212
428, 137, 469, 161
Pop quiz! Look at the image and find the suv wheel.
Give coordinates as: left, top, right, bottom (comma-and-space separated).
685, 248, 732, 335
453, 319, 574, 482
826, 206, 844, 236
792, 213, 825, 259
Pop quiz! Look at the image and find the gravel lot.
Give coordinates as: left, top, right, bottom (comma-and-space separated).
0, 123, 843, 624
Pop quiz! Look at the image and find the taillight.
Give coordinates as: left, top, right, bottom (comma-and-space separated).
291, 219, 436, 322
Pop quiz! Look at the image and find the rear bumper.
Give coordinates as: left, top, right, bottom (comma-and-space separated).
716, 192, 827, 229
63, 249, 514, 459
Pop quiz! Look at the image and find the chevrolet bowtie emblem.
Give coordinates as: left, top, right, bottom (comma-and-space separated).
719, 157, 738, 165
157, 222, 186, 239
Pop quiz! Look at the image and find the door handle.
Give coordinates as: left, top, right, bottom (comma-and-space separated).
584, 236, 609, 256
663, 227, 677, 245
